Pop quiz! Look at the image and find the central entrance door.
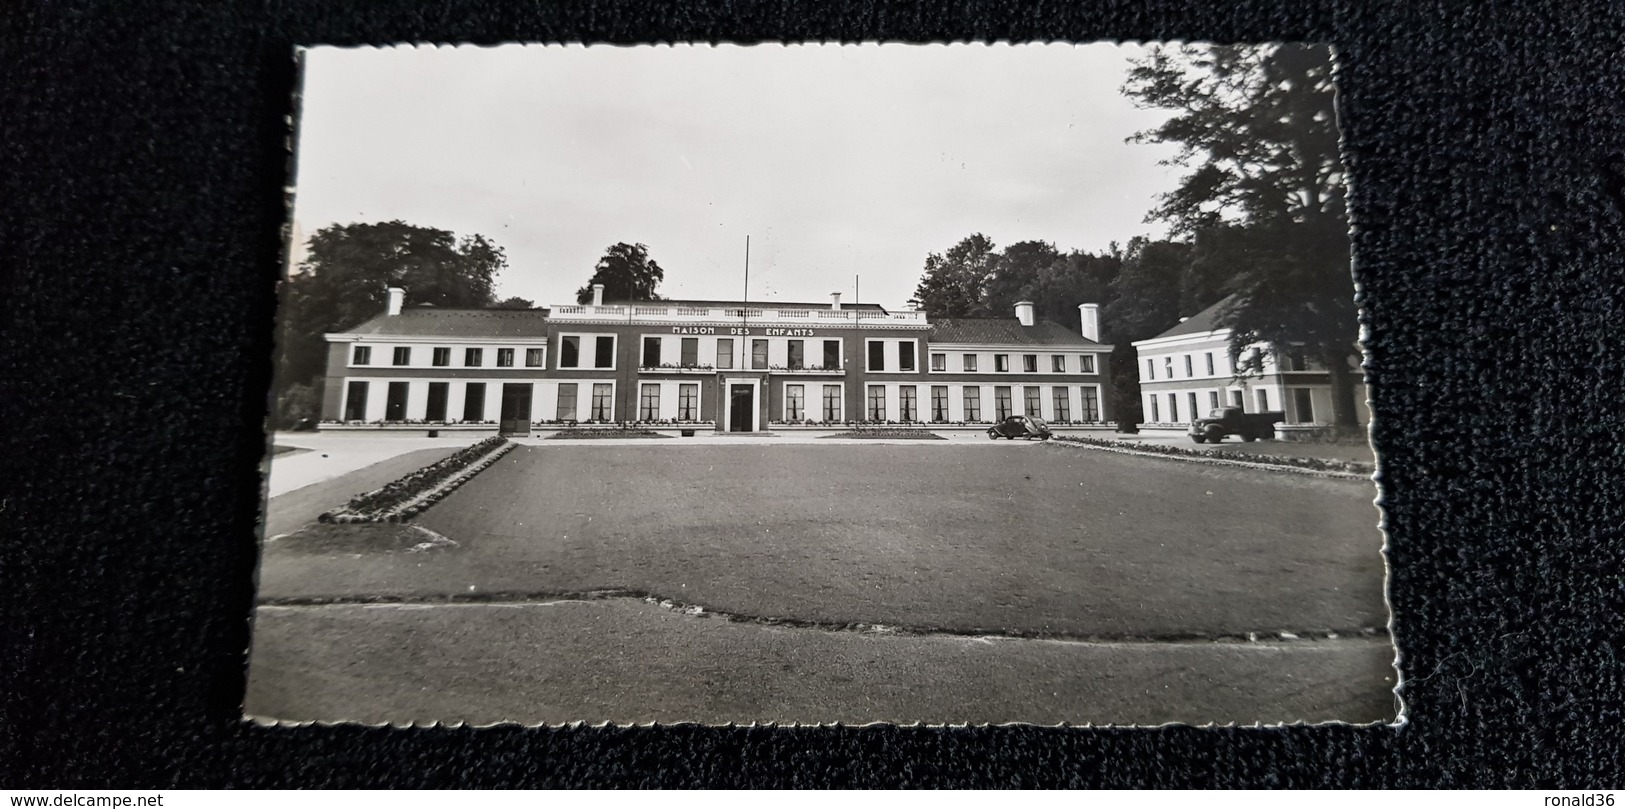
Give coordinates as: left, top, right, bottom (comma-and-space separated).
728, 384, 754, 432
499, 383, 533, 436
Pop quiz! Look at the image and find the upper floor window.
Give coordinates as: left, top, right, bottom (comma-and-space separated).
497, 348, 515, 368
962, 354, 978, 372
751, 339, 768, 370
867, 341, 886, 372
995, 354, 1009, 372
1205, 352, 1215, 376
432, 347, 451, 367
823, 340, 841, 369
560, 336, 579, 368
351, 346, 371, 365
898, 341, 916, 372
392, 347, 411, 366
642, 337, 661, 368
1164, 357, 1174, 377
1078, 354, 1096, 374
1145, 358, 1154, 380
1051, 355, 1065, 373
1023, 354, 1038, 373
930, 353, 947, 372
716, 338, 734, 370
1184, 354, 1193, 377
594, 336, 615, 368
787, 340, 804, 370
680, 338, 699, 367
525, 348, 545, 367
465, 347, 483, 367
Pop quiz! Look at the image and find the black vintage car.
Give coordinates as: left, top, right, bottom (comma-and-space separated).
987, 415, 1053, 440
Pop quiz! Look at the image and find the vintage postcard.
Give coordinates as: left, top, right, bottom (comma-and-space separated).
249, 42, 1394, 726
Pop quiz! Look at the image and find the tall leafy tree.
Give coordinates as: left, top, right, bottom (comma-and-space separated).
575, 242, 665, 304
983, 240, 1062, 314
1101, 238, 1194, 426
1124, 43, 1360, 431
272, 221, 507, 423
908, 234, 1000, 317
492, 296, 536, 309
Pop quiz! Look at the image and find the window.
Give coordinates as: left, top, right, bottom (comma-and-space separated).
898, 342, 915, 372
1145, 358, 1154, 380
962, 386, 982, 421
1053, 387, 1071, 422
594, 336, 614, 368
642, 337, 661, 368
931, 386, 948, 422
344, 381, 368, 421
930, 353, 947, 372
385, 381, 409, 420
525, 348, 545, 367
751, 339, 768, 370
716, 338, 734, 370
1023, 355, 1038, 373
787, 340, 804, 370
463, 383, 486, 422
1293, 389, 1315, 423
591, 383, 612, 421
1164, 357, 1174, 378
497, 348, 514, 368
1285, 350, 1308, 372
681, 338, 698, 367
1167, 393, 1179, 423
392, 347, 411, 366
351, 346, 371, 365
432, 347, 450, 367
1052, 355, 1066, 373
899, 386, 917, 422
1184, 355, 1194, 377
559, 337, 579, 368
1231, 389, 1244, 408
1257, 389, 1270, 412
962, 354, 978, 372
465, 347, 483, 367
1187, 392, 1198, 423
1079, 386, 1100, 421
785, 384, 805, 421
823, 384, 842, 422
823, 340, 840, 369
868, 341, 886, 371
1205, 352, 1215, 376
1078, 354, 1095, 374
867, 385, 887, 420
1024, 386, 1041, 417
678, 384, 699, 421
994, 386, 1013, 419
1149, 395, 1160, 423
1209, 391, 1221, 410
555, 383, 577, 422
995, 354, 1009, 372
639, 383, 660, 421
425, 382, 449, 422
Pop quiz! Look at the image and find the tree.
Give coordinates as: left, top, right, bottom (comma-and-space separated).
492, 296, 536, 309
1101, 238, 1194, 426
908, 234, 1000, 317
1124, 43, 1360, 432
575, 242, 665, 304
983, 240, 1062, 314
272, 221, 507, 417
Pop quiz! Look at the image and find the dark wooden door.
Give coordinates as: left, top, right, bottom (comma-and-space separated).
729, 385, 753, 432
499, 383, 532, 436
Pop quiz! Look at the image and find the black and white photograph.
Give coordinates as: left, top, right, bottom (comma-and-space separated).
249, 41, 1392, 727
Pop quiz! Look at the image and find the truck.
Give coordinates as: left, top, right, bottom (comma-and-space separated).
1189, 407, 1284, 443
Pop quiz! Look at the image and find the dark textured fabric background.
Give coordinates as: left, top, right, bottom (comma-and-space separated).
3, 0, 1624, 788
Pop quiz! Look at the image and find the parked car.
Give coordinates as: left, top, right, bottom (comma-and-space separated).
1189, 407, 1284, 443
988, 415, 1053, 440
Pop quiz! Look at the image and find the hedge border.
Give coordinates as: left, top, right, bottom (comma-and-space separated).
319, 437, 513, 524
1049, 434, 1375, 478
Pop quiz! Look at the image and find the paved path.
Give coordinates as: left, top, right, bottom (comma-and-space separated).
265, 432, 485, 497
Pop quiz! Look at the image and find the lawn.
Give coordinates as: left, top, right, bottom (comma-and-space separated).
256, 443, 1388, 638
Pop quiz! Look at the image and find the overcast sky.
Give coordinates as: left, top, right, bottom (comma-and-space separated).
290, 42, 1184, 310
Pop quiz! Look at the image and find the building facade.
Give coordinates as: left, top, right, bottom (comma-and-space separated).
321, 286, 1114, 434
1131, 296, 1369, 427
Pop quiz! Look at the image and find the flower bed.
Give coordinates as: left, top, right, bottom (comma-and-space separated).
545, 428, 670, 439
319, 436, 512, 523
1050, 434, 1374, 476
818, 429, 945, 440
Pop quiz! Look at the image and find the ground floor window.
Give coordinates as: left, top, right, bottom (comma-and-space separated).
1167, 393, 1179, 423
1256, 389, 1270, 412
1187, 392, 1198, 424
385, 381, 409, 421
639, 383, 660, 421
464, 383, 486, 422
1023, 386, 1040, 418
591, 383, 613, 421
1293, 388, 1315, 423
823, 385, 842, 422
1052, 387, 1070, 422
426, 382, 449, 422
931, 386, 948, 422
994, 386, 1012, 420
1209, 390, 1221, 411
785, 384, 805, 421
899, 386, 917, 422
867, 385, 886, 421
678, 383, 698, 421
963, 386, 981, 421
1079, 386, 1100, 421
555, 383, 576, 422
344, 381, 368, 421
1230, 389, 1244, 408
1149, 395, 1160, 423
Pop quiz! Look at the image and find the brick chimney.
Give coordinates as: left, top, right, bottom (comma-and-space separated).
591, 283, 605, 307
1078, 302, 1100, 342
1014, 300, 1035, 327
386, 287, 404, 316
830, 292, 842, 311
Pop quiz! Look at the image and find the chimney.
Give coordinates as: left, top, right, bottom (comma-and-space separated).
830, 292, 842, 310
386, 287, 405, 316
1078, 302, 1100, 342
1015, 301, 1035, 327
591, 283, 605, 307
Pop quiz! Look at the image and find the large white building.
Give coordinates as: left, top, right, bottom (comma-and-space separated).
1132, 296, 1368, 428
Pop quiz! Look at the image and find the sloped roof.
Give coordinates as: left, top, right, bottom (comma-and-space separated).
604, 298, 889, 313
1149, 295, 1236, 340
337, 307, 551, 338
928, 317, 1108, 348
